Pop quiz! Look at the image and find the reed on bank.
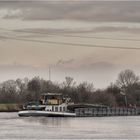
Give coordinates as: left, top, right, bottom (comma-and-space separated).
0, 103, 22, 112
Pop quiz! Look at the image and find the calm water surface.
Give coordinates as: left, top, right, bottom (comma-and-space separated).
0, 113, 140, 140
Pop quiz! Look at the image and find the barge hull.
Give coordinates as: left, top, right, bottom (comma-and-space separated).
18, 110, 76, 117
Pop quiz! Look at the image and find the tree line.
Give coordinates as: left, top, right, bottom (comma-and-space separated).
0, 69, 140, 107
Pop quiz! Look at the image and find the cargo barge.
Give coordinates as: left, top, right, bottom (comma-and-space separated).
18, 93, 140, 117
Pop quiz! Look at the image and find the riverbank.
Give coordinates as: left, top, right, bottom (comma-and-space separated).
0, 104, 22, 112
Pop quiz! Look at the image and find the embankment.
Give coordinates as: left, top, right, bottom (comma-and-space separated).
0, 104, 22, 112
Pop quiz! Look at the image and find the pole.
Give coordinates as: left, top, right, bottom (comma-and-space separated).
120, 89, 128, 108
49, 66, 51, 81
124, 95, 128, 107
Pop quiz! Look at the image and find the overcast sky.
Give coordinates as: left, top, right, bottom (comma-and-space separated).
0, 1, 140, 88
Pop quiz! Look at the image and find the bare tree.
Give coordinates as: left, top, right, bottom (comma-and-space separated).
27, 77, 41, 101
116, 69, 139, 89
62, 77, 76, 88
116, 69, 140, 107
0, 80, 18, 103
77, 82, 94, 103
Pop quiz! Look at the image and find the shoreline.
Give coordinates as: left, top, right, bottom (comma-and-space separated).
0, 103, 22, 112
0, 110, 19, 112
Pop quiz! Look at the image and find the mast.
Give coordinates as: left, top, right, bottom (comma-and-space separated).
49, 66, 51, 81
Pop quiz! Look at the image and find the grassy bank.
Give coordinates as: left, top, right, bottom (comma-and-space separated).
0, 103, 22, 112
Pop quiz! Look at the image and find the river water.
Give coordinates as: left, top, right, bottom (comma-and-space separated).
0, 113, 140, 140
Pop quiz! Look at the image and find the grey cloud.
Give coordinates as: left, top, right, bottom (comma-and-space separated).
0, 35, 7, 40
0, 64, 38, 71
8, 27, 140, 43
1, 1, 140, 22
2, 9, 23, 19
55, 60, 116, 71
0, 62, 117, 88
15, 26, 140, 35
56, 59, 75, 65
53, 61, 119, 88
0, 63, 51, 81
76, 61, 116, 71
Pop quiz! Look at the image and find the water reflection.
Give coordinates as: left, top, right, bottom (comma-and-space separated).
22, 117, 71, 127
0, 113, 140, 139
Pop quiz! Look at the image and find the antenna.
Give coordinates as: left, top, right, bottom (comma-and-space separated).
49, 66, 51, 81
